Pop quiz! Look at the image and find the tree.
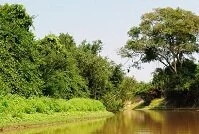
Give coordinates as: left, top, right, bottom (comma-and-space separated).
152, 60, 198, 106
58, 33, 76, 50
110, 64, 124, 88
37, 35, 88, 99
0, 4, 43, 97
119, 76, 137, 102
79, 40, 102, 55
101, 64, 125, 111
120, 7, 199, 74
152, 59, 197, 91
75, 47, 112, 99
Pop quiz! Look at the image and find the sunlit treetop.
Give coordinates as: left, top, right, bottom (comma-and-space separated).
121, 7, 199, 73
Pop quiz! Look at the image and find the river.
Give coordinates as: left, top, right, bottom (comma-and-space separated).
5, 110, 199, 134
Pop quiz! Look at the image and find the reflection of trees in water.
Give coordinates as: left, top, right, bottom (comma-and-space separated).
93, 111, 199, 134
93, 111, 136, 134
93, 111, 155, 134
162, 111, 199, 134
11, 111, 199, 134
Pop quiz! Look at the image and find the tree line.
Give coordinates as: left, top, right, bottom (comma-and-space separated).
1, 4, 199, 111
0, 4, 139, 111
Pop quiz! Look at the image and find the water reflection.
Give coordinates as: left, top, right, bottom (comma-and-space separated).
5, 119, 106, 134
5, 110, 199, 134
94, 110, 199, 134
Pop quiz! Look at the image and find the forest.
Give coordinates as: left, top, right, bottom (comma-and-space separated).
0, 3, 136, 113
1, 3, 199, 118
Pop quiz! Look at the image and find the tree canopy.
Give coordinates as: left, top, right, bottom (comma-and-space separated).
120, 7, 199, 74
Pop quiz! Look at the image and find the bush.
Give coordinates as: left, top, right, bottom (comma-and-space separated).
66, 98, 106, 111
0, 95, 106, 117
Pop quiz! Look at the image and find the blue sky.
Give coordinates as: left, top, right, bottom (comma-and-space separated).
1, 0, 199, 82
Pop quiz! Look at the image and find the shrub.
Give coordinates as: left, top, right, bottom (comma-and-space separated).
0, 95, 106, 117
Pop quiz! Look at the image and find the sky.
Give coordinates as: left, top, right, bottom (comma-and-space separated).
1, 0, 199, 82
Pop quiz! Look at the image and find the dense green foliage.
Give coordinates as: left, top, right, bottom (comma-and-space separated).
0, 95, 106, 116
0, 3, 138, 112
0, 4, 43, 96
151, 60, 199, 107
37, 35, 89, 99
0, 95, 112, 128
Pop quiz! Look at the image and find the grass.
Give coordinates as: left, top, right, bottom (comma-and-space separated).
131, 98, 199, 110
131, 98, 166, 110
144, 98, 166, 110
1, 111, 113, 131
0, 94, 113, 130
6, 118, 107, 134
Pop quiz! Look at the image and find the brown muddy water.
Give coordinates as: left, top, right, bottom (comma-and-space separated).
4, 110, 199, 134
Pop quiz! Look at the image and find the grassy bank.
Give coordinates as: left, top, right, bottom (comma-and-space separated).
0, 95, 113, 131
6, 118, 107, 134
131, 98, 166, 110
131, 98, 199, 110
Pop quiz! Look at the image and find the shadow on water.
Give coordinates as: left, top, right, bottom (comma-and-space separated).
5, 110, 199, 134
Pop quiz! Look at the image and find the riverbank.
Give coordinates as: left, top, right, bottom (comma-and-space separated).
0, 111, 113, 132
131, 98, 199, 110
0, 95, 113, 132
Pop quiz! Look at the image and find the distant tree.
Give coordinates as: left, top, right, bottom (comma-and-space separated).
134, 82, 160, 104
110, 64, 124, 88
119, 76, 137, 102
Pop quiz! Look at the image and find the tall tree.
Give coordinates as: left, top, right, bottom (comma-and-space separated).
37, 35, 88, 99
76, 41, 112, 99
0, 4, 43, 96
120, 7, 199, 74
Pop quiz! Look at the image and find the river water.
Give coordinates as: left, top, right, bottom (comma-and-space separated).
6, 110, 199, 134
